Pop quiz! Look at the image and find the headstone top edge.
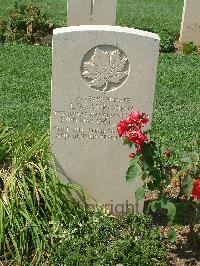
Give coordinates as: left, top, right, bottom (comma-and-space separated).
53, 26, 160, 41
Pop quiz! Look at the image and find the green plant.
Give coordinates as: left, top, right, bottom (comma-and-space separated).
117, 111, 200, 246
0, 125, 168, 265
171, 150, 200, 245
117, 0, 183, 36
0, 46, 199, 156
50, 209, 168, 266
153, 54, 200, 157
0, 3, 54, 45
0, 125, 85, 264
160, 32, 175, 53
0, 18, 6, 43
182, 42, 198, 55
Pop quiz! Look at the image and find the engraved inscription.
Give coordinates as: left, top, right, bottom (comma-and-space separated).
52, 96, 134, 141
81, 45, 130, 92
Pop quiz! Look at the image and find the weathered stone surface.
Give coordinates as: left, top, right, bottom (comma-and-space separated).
180, 0, 200, 44
51, 26, 160, 214
67, 0, 117, 26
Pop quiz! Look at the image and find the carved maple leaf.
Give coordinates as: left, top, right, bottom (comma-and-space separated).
82, 47, 128, 91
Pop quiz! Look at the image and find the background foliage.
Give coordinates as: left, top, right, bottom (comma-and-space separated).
0, 0, 184, 51
0, 45, 199, 156
0, 125, 167, 265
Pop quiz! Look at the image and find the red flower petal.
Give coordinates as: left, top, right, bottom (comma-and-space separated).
192, 179, 200, 200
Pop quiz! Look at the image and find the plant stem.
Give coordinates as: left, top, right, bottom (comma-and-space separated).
188, 201, 198, 249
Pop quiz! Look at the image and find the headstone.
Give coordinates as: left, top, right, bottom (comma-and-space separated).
51, 26, 160, 215
180, 0, 200, 45
67, 0, 117, 26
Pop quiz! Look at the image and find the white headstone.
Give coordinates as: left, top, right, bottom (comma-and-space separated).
51, 26, 160, 215
180, 0, 200, 44
67, 0, 117, 26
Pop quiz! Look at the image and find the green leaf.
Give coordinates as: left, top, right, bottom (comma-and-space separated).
150, 200, 161, 213
182, 174, 193, 197
166, 202, 176, 221
181, 151, 192, 163
123, 138, 132, 147
190, 152, 199, 162
167, 228, 176, 243
141, 172, 149, 181
149, 168, 161, 181
125, 164, 137, 182
135, 186, 145, 202
141, 142, 156, 167
130, 155, 139, 165
147, 182, 155, 191
139, 158, 149, 171
0, 147, 5, 161
160, 197, 168, 208
128, 142, 133, 148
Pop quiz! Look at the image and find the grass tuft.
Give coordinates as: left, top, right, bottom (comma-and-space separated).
0, 125, 168, 265
0, 124, 84, 264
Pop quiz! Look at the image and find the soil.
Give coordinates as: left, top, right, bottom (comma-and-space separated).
36, 34, 52, 47
145, 191, 200, 266
174, 40, 183, 54
174, 39, 200, 54
166, 225, 200, 266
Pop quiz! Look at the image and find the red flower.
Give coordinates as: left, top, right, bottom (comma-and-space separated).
124, 115, 132, 125
129, 111, 140, 123
165, 149, 171, 157
117, 119, 128, 136
117, 111, 150, 137
129, 111, 149, 127
128, 129, 148, 146
129, 152, 135, 158
128, 146, 142, 159
140, 113, 149, 125
136, 146, 142, 154
192, 179, 200, 200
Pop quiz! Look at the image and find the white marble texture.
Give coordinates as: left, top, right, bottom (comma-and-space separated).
67, 0, 117, 26
180, 0, 200, 44
51, 26, 160, 214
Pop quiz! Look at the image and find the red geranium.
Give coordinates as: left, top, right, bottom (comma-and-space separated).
129, 111, 149, 127
117, 119, 128, 136
116, 111, 149, 137
129, 152, 135, 158
192, 179, 200, 200
136, 146, 142, 154
117, 111, 149, 158
129, 111, 140, 123
127, 129, 148, 146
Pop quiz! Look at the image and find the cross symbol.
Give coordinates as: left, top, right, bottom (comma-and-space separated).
90, 0, 95, 20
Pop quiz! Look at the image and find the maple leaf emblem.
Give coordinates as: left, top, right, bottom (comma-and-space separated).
82, 47, 129, 92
